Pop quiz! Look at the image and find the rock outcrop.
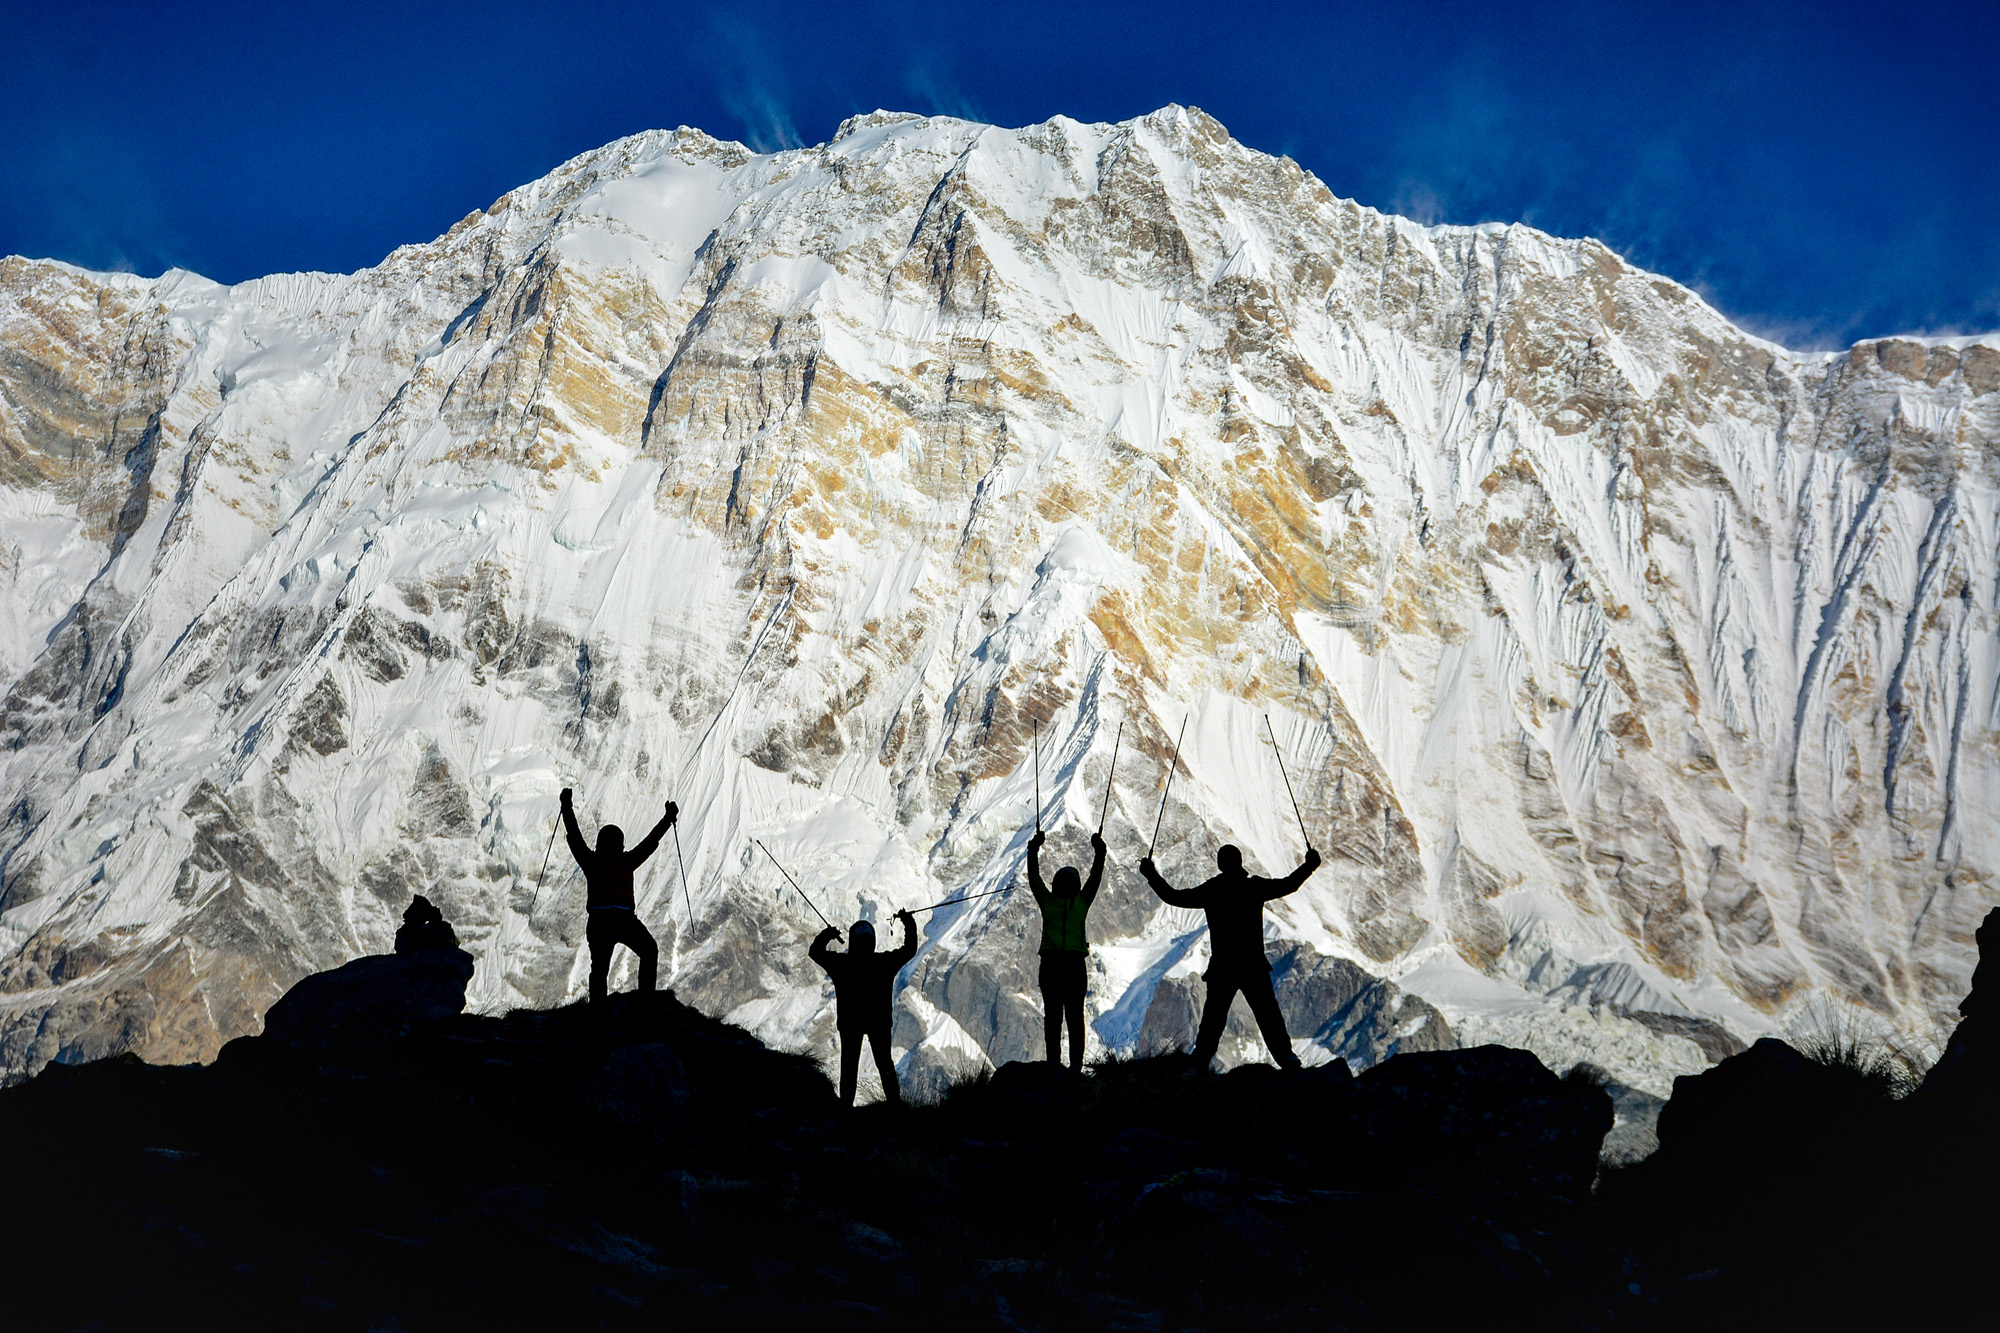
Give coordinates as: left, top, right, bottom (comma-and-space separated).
7, 935, 1998, 1328
0, 956, 1630, 1330
221, 947, 476, 1067
1599, 931, 1998, 1328
1912, 904, 1999, 1115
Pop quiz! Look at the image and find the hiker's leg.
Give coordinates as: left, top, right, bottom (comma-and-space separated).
1241, 968, 1299, 1068
586, 913, 614, 1004
1062, 956, 1087, 1071
1038, 958, 1062, 1063
620, 914, 659, 993
1192, 972, 1238, 1067
870, 1025, 901, 1105
838, 1030, 861, 1106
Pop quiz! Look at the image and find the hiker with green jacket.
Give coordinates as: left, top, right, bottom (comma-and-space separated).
1027, 827, 1106, 1071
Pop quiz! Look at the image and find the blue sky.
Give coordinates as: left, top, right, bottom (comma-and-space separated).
4, 0, 1994, 349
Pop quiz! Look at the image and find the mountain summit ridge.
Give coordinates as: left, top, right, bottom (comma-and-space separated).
0, 106, 1993, 1089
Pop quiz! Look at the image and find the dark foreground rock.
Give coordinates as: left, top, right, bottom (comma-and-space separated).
4, 925, 1997, 1330
1601, 906, 2000, 1330
0, 956, 1643, 1331
221, 946, 476, 1065
1913, 905, 2000, 1118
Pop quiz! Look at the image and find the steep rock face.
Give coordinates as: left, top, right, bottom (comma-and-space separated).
1, 107, 1994, 1090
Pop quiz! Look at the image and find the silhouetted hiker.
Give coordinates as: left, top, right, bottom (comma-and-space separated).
810, 909, 918, 1106
560, 787, 677, 1003
1028, 827, 1106, 1071
394, 895, 458, 953
1140, 843, 1322, 1069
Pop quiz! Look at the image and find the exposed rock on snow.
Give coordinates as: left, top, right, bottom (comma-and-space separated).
1, 106, 1995, 1090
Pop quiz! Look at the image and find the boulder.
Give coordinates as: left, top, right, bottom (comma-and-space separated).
1651, 1033, 1906, 1180
985, 1057, 1087, 1109
1653, 1037, 1817, 1164
1347, 1045, 1613, 1199
223, 948, 475, 1066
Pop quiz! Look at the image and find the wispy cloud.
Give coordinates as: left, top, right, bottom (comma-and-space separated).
699, 15, 806, 152
724, 85, 804, 152
3, 127, 194, 278
1375, 62, 1575, 233
903, 61, 985, 124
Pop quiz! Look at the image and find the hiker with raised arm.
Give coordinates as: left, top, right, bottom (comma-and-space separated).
1028, 827, 1106, 1071
810, 909, 918, 1107
560, 787, 677, 1003
1139, 842, 1321, 1069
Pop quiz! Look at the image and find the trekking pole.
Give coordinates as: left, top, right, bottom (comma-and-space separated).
662, 591, 796, 936
672, 821, 694, 930
1097, 718, 1124, 837
755, 838, 835, 932
1148, 713, 1190, 859
677, 588, 794, 788
1265, 713, 1308, 849
528, 808, 560, 915
913, 881, 1014, 913
1033, 717, 1042, 832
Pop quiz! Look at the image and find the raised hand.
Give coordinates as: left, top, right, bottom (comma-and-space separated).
560, 787, 573, 806
1139, 856, 1156, 877
1030, 828, 1047, 849
1304, 847, 1321, 871
1090, 832, 1106, 853
664, 800, 679, 823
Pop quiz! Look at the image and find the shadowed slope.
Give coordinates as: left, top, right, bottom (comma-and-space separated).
0, 961, 1635, 1330
5, 929, 1998, 1329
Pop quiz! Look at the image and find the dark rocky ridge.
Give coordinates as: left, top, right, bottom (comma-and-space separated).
3, 908, 1996, 1330
1600, 906, 2000, 1328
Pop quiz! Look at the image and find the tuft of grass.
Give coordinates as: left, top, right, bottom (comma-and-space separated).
1790, 1000, 1932, 1100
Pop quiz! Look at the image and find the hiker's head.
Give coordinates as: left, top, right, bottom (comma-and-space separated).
598, 824, 625, 854
1053, 866, 1081, 896
404, 894, 438, 925
1217, 844, 1244, 874
849, 920, 876, 954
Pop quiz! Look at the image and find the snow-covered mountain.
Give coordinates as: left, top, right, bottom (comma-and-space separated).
2, 106, 1994, 1094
